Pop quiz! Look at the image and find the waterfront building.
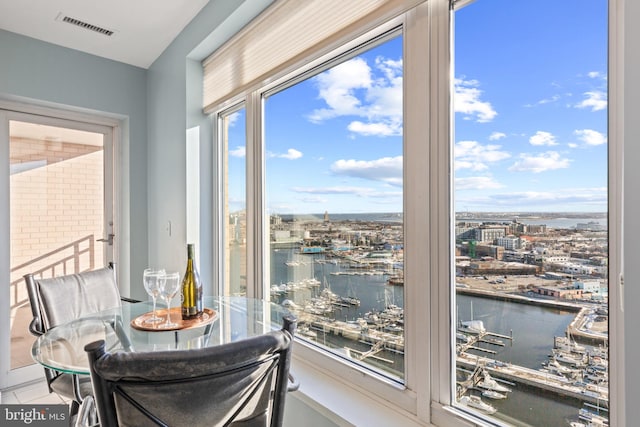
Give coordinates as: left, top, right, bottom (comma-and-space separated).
462, 260, 539, 276
534, 285, 585, 299
577, 221, 607, 231
559, 262, 596, 276
576, 280, 604, 295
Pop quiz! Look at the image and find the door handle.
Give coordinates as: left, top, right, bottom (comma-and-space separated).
97, 233, 115, 246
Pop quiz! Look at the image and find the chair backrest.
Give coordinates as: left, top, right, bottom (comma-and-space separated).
85, 315, 297, 427
25, 264, 122, 335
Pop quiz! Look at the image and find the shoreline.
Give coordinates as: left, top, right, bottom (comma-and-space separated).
456, 286, 608, 345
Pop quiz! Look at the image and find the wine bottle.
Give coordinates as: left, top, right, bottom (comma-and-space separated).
181, 243, 203, 319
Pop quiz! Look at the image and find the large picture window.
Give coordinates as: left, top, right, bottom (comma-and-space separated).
453, 1, 610, 425
264, 34, 405, 380
210, 0, 620, 425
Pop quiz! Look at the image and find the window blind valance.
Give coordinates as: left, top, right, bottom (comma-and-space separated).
202, 0, 424, 113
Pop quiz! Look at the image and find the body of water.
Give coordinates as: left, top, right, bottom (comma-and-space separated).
270, 247, 598, 426
276, 212, 607, 230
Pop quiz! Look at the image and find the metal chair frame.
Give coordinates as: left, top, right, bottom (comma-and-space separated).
24, 263, 138, 415
84, 315, 297, 427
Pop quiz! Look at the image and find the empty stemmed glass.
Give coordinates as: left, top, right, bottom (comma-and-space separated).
159, 272, 181, 328
143, 268, 166, 324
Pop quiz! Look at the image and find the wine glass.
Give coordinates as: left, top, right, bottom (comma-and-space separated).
143, 268, 165, 324
159, 272, 181, 328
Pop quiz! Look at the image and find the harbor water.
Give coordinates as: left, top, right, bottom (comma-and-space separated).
270, 247, 596, 426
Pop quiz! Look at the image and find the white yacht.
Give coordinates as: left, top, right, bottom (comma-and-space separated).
459, 395, 497, 415
481, 389, 507, 400
477, 371, 512, 393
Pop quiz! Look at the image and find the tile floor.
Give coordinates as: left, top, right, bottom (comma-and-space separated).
1, 378, 70, 406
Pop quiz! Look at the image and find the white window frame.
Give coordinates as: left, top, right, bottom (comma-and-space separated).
210, 0, 624, 425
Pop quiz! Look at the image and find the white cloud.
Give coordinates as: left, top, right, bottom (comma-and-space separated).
298, 196, 329, 204
347, 121, 400, 137
330, 156, 402, 186
227, 111, 241, 127
308, 58, 372, 122
508, 151, 571, 173
280, 148, 303, 160
455, 140, 511, 171
290, 186, 402, 205
587, 71, 606, 80
229, 146, 246, 158
574, 129, 607, 146
454, 78, 497, 123
529, 131, 558, 146
290, 186, 372, 195
308, 56, 402, 137
537, 94, 561, 105
489, 132, 506, 141
525, 94, 561, 107
455, 176, 504, 190
268, 148, 303, 160
455, 161, 488, 172
457, 187, 607, 210
575, 90, 607, 112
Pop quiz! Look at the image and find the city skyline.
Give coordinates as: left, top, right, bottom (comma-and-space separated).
226, 0, 608, 214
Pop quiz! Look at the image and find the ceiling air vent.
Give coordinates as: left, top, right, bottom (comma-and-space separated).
57, 14, 115, 36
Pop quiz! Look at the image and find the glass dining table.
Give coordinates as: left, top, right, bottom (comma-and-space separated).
31, 296, 292, 376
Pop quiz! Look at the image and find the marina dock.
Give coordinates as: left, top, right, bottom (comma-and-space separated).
458, 353, 609, 408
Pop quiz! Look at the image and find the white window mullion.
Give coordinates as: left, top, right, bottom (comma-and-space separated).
429, 0, 455, 410
245, 92, 265, 299
608, 0, 625, 425
403, 1, 434, 423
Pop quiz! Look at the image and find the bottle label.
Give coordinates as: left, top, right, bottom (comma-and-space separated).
182, 306, 199, 318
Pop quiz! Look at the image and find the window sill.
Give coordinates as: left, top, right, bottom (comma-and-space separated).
290, 358, 425, 426
289, 344, 478, 427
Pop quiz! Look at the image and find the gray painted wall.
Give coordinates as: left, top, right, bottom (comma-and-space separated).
145, 0, 272, 289
0, 28, 148, 298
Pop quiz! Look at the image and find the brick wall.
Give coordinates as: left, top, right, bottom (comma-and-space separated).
10, 138, 105, 305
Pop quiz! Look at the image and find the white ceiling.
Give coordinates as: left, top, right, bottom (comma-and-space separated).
0, 0, 211, 69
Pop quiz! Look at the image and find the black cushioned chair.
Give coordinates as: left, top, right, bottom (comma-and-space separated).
82, 315, 297, 427
24, 263, 137, 415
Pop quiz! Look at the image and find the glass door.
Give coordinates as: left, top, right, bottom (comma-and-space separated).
0, 110, 115, 388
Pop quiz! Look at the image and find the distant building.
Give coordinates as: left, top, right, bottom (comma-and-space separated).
576, 221, 606, 231
475, 244, 505, 260
455, 225, 476, 241
576, 280, 602, 294
534, 285, 584, 300
461, 260, 539, 276
496, 236, 522, 250
526, 224, 547, 234
474, 226, 507, 243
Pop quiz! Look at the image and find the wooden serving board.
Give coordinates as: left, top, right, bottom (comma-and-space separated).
131, 307, 217, 331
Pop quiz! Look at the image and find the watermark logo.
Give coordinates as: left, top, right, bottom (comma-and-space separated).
0, 405, 67, 426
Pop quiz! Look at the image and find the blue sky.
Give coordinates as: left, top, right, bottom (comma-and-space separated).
227, 0, 608, 215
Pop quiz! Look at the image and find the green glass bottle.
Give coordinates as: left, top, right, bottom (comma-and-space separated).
181, 244, 203, 319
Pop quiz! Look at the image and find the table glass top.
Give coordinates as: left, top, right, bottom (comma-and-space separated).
32, 296, 291, 375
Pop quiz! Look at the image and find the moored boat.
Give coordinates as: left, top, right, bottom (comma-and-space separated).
459, 395, 497, 414
477, 371, 511, 393
481, 389, 507, 400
